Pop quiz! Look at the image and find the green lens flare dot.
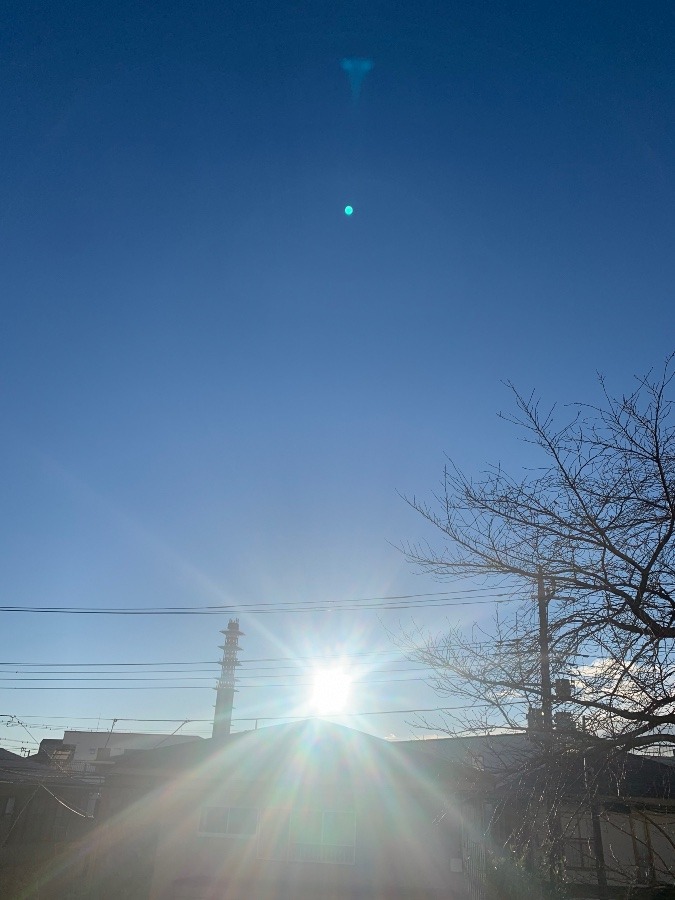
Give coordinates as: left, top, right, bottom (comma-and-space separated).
344, 205, 354, 216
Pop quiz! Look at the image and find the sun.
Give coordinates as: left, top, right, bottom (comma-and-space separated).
310, 667, 352, 715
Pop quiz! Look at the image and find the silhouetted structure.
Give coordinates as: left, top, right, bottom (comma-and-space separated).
90, 720, 488, 900
212, 619, 243, 739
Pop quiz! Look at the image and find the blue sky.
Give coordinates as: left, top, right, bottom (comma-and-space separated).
1, 1, 674, 749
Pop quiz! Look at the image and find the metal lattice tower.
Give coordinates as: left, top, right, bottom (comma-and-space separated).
212, 619, 243, 739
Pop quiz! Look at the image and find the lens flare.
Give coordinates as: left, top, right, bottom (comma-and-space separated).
310, 667, 351, 715
344, 205, 354, 216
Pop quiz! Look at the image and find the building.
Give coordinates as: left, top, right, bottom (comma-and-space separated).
0, 729, 203, 899
398, 733, 675, 897
89, 719, 490, 900
36, 730, 203, 772
0, 747, 102, 899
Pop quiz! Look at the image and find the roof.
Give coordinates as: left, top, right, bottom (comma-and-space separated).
0, 746, 102, 787
395, 733, 533, 773
396, 733, 675, 801
0, 748, 24, 762
598, 752, 675, 801
107, 719, 489, 792
0, 752, 59, 782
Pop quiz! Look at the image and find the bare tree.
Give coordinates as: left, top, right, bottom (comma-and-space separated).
403, 360, 675, 896
404, 358, 675, 755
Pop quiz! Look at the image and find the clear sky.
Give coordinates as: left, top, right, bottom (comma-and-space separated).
1, 1, 674, 751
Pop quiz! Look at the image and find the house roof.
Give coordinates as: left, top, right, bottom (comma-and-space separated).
0, 751, 58, 782
0, 748, 23, 762
108, 719, 489, 792
397, 732, 675, 802
395, 732, 533, 773
0, 745, 103, 787
597, 752, 675, 801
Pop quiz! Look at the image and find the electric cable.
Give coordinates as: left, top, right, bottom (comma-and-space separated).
0, 589, 520, 616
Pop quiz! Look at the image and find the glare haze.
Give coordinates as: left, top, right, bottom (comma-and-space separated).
1, 1, 675, 750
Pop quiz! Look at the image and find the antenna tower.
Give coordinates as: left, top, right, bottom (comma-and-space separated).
212, 619, 243, 739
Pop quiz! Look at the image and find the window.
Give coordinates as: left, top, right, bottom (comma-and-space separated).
256, 808, 356, 863
200, 806, 258, 837
289, 808, 356, 865
290, 808, 323, 862
320, 810, 356, 864
564, 815, 595, 870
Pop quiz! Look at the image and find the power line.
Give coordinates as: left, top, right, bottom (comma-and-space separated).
0, 588, 506, 612
0, 677, 430, 689
0, 592, 518, 616
0, 661, 224, 667
0, 737, 39, 747
228, 704, 528, 721
0, 686, 225, 690
0, 663, 425, 675
0, 702, 529, 727
0, 665, 429, 679
0, 644, 527, 668
0, 675, 428, 684
0, 656, 399, 668
0, 669, 222, 676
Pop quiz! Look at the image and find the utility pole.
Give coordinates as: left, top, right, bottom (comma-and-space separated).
537, 574, 608, 899
582, 718, 609, 900
538, 569, 554, 739
537, 568, 562, 892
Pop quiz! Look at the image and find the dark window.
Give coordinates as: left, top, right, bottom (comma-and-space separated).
564, 815, 595, 870
201, 807, 228, 833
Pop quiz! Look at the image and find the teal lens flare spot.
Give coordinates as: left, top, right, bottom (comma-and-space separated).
344, 205, 354, 216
